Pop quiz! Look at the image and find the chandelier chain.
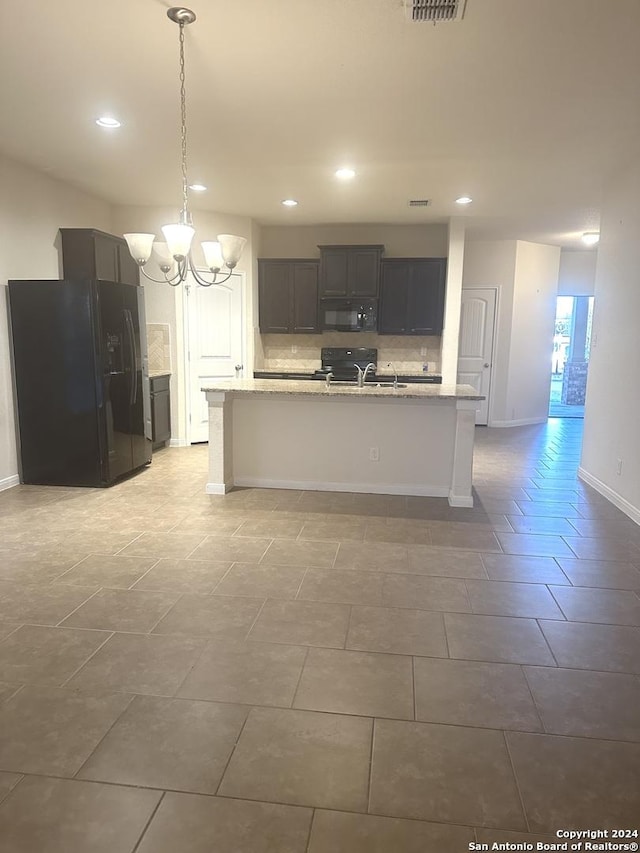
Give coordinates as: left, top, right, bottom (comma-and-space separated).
125, 8, 245, 288
178, 22, 189, 217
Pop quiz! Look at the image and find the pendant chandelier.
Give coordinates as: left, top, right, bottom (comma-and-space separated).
124, 7, 246, 287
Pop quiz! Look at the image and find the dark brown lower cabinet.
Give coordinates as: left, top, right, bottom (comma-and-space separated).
379, 258, 446, 335
150, 374, 171, 450
258, 259, 320, 333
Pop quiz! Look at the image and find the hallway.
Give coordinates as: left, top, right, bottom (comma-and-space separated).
0, 420, 638, 851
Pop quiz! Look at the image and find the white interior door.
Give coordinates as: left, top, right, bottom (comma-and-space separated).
457, 288, 496, 425
184, 272, 244, 443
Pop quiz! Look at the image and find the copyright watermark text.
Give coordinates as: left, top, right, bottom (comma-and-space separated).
469, 828, 638, 852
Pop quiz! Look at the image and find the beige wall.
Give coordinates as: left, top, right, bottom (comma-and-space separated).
0, 154, 113, 487
260, 224, 448, 259
462, 240, 517, 424
230, 394, 459, 497
441, 219, 465, 383
462, 240, 560, 426
581, 159, 640, 521
558, 249, 597, 296
506, 241, 561, 424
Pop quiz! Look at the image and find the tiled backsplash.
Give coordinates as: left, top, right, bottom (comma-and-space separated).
147, 324, 171, 374
257, 332, 442, 373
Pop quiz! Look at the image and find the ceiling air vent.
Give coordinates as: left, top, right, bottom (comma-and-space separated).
408, 199, 431, 207
405, 0, 467, 23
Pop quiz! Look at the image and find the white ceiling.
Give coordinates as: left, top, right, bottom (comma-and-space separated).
1, 0, 639, 247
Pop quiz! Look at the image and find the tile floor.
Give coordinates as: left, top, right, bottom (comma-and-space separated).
0, 418, 639, 852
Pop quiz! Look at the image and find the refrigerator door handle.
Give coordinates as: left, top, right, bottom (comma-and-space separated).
123, 309, 138, 406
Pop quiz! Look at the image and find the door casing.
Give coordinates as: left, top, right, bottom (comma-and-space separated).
458, 287, 498, 426
180, 270, 246, 445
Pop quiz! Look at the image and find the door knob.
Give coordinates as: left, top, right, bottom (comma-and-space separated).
483, 363, 490, 368
235, 364, 243, 373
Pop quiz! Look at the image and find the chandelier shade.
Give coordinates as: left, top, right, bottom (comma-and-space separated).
201, 241, 225, 272
161, 223, 195, 260
218, 235, 248, 268
124, 8, 246, 287
152, 242, 176, 272
123, 233, 155, 266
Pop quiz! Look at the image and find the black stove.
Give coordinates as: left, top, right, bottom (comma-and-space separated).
313, 347, 378, 381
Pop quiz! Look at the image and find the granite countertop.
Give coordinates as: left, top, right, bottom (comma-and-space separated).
254, 368, 442, 378
149, 370, 171, 378
202, 378, 483, 400
254, 368, 315, 374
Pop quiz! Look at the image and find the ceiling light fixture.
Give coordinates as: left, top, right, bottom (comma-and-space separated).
281, 199, 298, 207
96, 116, 121, 128
335, 168, 356, 180
124, 8, 246, 287
581, 231, 600, 246
455, 196, 473, 205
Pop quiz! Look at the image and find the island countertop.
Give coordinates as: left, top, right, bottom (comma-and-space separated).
202, 378, 484, 400
253, 367, 443, 379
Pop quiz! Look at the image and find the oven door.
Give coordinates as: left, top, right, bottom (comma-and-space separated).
321, 300, 377, 332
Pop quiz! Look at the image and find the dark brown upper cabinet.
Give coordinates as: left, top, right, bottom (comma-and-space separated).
318, 245, 384, 298
258, 259, 320, 334
379, 258, 447, 335
59, 228, 140, 286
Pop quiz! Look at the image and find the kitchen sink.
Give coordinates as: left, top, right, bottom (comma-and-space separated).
372, 382, 408, 388
326, 380, 408, 389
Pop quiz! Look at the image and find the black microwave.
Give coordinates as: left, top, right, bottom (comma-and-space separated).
320, 299, 378, 332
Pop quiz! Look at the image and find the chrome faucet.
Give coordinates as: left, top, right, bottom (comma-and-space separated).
325, 371, 334, 389
387, 362, 399, 389
355, 362, 376, 387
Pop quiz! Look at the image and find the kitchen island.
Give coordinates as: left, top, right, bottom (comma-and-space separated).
202, 379, 483, 506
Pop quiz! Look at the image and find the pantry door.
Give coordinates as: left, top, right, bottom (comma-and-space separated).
457, 288, 497, 425
183, 272, 245, 443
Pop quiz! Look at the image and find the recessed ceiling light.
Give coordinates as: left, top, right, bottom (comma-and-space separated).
335, 168, 356, 180
455, 196, 473, 205
95, 116, 121, 128
281, 199, 298, 207
581, 231, 600, 246
189, 184, 207, 192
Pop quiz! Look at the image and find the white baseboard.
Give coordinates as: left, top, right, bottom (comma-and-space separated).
488, 417, 548, 428
448, 492, 474, 507
231, 476, 451, 498
578, 467, 640, 526
0, 474, 20, 492
205, 482, 234, 495
169, 438, 189, 447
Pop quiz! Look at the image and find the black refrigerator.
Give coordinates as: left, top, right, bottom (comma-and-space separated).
8, 279, 152, 487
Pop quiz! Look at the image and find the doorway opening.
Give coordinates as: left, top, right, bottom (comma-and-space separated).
549, 295, 594, 418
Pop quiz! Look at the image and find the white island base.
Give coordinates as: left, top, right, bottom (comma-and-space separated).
204, 381, 482, 507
